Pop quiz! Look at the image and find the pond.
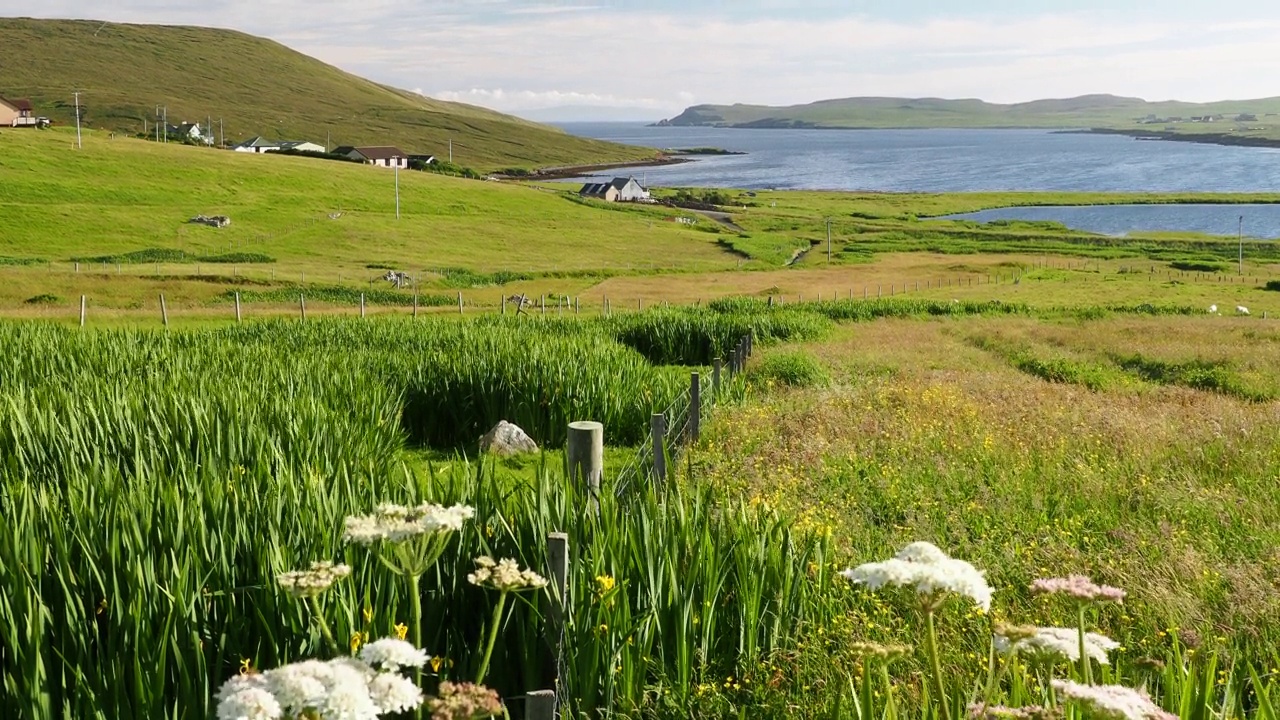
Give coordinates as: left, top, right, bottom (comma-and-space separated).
935, 203, 1280, 239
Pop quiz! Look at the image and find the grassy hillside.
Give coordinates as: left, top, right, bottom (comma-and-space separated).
661, 94, 1280, 133
0, 17, 654, 170
0, 127, 741, 309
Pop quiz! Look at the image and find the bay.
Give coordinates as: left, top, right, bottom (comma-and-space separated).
555, 123, 1280, 194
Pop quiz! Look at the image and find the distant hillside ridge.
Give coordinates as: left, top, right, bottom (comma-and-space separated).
0, 17, 653, 170
657, 94, 1280, 129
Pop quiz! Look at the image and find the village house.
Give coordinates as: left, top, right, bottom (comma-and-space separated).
0, 96, 42, 127
332, 146, 409, 168
168, 122, 213, 144
277, 140, 328, 153
232, 136, 280, 152
578, 177, 650, 202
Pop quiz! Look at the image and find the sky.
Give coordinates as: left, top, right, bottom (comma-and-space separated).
6, 0, 1280, 119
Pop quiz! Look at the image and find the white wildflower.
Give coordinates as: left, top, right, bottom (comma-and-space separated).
840, 541, 992, 611
467, 556, 549, 592
995, 626, 1118, 664
214, 651, 425, 720
217, 687, 282, 720
1052, 680, 1177, 720
344, 503, 475, 545
359, 638, 431, 671
369, 672, 424, 714
277, 561, 352, 598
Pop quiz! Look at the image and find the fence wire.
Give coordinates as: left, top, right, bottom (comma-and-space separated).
613, 338, 745, 497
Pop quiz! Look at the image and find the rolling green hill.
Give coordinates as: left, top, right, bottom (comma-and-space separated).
659, 94, 1280, 131
0, 17, 653, 170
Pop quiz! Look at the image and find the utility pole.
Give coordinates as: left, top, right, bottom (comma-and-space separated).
1239, 215, 1244, 275
162, 106, 167, 142
207, 115, 212, 146
826, 217, 832, 263
219, 118, 224, 148
326, 130, 330, 153
73, 91, 82, 149
448, 138, 452, 164
155, 106, 161, 143
395, 163, 400, 219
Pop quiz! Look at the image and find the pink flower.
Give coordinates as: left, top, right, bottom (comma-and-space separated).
1029, 575, 1125, 604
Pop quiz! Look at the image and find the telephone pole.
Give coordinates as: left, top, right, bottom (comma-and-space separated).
395, 163, 400, 219
219, 118, 224, 148
448, 138, 452, 164
162, 106, 167, 142
73, 91, 82, 149
155, 106, 161, 142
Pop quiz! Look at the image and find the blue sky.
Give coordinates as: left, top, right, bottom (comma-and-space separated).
5, 1, 1280, 118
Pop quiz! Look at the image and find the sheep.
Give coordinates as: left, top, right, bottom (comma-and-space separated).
1237, 305, 1250, 315
1208, 304, 1218, 314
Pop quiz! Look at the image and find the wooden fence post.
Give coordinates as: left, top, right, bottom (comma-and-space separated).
527, 690, 557, 720
541, 295, 546, 315
159, 294, 168, 328
360, 293, 366, 318
235, 292, 242, 323
638, 298, 642, 311
543, 532, 569, 692
574, 296, 579, 315
458, 291, 464, 315
713, 358, 722, 395
79, 295, 86, 328
689, 372, 701, 443
651, 413, 667, 486
567, 421, 604, 508
300, 293, 306, 322
413, 290, 419, 318
502, 295, 507, 315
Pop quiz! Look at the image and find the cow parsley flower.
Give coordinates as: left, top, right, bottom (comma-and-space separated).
994, 626, 1119, 664
1051, 680, 1177, 720
217, 687, 282, 720
213, 651, 425, 720
841, 541, 992, 611
369, 673, 424, 714
1030, 575, 1125, 604
343, 503, 476, 545
359, 638, 431, 672
967, 704, 1063, 720
277, 561, 352, 598
426, 682, 504, 720
467, 556, 549, 592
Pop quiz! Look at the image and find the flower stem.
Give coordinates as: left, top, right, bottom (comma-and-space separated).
1077, 604, 1091, 684
308, 596, 340, 657
475, 591, 508, 685
925, 608, 951, 720
409, 573, 423, 720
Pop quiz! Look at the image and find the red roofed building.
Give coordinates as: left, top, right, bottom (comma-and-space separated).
0, 96, 39, 127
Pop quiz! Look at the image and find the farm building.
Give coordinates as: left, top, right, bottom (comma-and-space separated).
578, 177, 650, 202
332, 146, 409, 168
0, 96, 41, 127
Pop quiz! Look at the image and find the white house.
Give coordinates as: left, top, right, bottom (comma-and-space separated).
578, 177, 650, 202
332, 146, 409, 168
0, 96, 40, 127
276, 141, 328, 154
232, 136, 280, 153
169, 122, 213, 145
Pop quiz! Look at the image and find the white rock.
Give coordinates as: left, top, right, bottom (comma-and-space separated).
478, 420, 538, 456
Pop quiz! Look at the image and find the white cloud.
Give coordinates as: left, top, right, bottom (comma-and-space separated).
5, 2, 1280, 114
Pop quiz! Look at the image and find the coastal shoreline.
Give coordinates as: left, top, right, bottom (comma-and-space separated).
1069, 127, 1280, 150
516, 155, 697, 181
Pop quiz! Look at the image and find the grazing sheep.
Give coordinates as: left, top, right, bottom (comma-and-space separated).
1237, 305, 1250, 315
1208, 304, 1218, 314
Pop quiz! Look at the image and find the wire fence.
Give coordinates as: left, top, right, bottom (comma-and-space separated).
613, 335, 751, 497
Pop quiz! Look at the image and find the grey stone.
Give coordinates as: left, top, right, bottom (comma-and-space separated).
479, 420, 538, 456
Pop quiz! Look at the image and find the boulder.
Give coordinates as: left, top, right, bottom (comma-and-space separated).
479, 420, 538, 456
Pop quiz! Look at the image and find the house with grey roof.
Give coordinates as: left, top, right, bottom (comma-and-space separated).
578, 177, 650, 202
332, 146, 409, 168
232, 136, 280, 153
